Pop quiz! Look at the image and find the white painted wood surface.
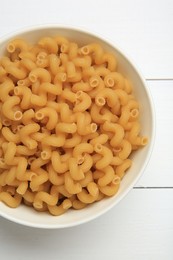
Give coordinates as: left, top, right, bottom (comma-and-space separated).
1, 0, 173, 79
0, 0, 173, 259
137, 80, 173, 187
0, 189, 173, 260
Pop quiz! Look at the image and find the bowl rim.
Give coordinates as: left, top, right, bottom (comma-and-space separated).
0, 24, 156, 229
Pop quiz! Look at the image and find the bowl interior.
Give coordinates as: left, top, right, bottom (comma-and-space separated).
0, 26, 155, 228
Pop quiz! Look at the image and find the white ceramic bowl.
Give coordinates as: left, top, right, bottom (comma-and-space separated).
0, 25, 155, 228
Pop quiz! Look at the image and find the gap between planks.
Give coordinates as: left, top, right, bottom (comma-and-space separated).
146, 78, 173, 81
133, 187, 173, 189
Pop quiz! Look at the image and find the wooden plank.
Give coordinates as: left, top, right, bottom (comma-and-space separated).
0, 0, 173, 78
136, 80, 173, 187
0, 189, 172, 259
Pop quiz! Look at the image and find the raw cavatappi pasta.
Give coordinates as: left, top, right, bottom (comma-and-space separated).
0, 36, 148, 215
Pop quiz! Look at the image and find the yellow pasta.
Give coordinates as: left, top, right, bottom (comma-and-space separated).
22, 109, 35, 125
30, 168, 49, 192
73, 143, 94, 159
16, 181, 28, 195
30, 91, 47, 107
38, 37, 58, 54
72, 56, 92, 68
80, 43, 104, 64
77, 188, 98, 204
19, 123, 40, 149
20, 58, 37, 71
1, 127, 20, 143
47, 199, 72, 216
104, 72, 125, 89
95, 88, 118, 107
33, 191, 58, 209
97, 166, 115, 187
116, 159, 132, 179
2, 96, 22, 121
4, 141, 16, 165
29, 68, 51, 83
41, 133, 66, 147
35, 107, 58, 130
14, 86, 32, 110
7, 38, 29, 53
5, 166, 16, 185
64, 172, 82, 194
51, 151, 68, 174
54, 72, 67, 83
66, 61, 76, 78
87, 182, 99, 197
40, 82, 62, 95
94, 143, 113, 169
102, 121, 124, 147
5, 65, 27, 80
68, 157, 84, 181
0, 192, 22, 207
74, 90, 92, 112
0, 35, 148, 215
99, 182, 120, 196
47, 163, 64, 186
79, 170, 93, 187
80, 154, 93, 173
76, 112, 97, 136
72, 199, 87, 210
56, 122, 77, 134
0, 80, 14, 102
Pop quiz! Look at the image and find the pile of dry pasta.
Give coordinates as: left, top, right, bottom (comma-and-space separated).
0, 36, 148, 216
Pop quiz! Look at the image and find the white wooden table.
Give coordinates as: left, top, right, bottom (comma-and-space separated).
0, 0, 173, 259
